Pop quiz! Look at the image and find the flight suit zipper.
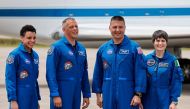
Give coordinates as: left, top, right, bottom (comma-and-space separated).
113, 44, 120, 104
29, 52, 36, 87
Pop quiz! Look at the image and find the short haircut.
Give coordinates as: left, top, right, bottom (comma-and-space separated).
152, 30, 168, 43
62, 17, 76, 28
110, 16, 125, 25
20, 25, 36, 37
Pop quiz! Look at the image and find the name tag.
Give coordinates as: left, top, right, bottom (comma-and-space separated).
159, 62, 169, 67
119, 49, 129, 54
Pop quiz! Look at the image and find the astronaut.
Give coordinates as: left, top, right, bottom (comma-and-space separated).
142, 30, 184, 109
5, 25, 41, 109
46, 17, 91, 109
92, 16, 146, 109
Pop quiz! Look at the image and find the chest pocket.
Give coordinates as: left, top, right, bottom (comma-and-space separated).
146, 65, 158, 86
19, 61, 31, 80
147, 65, 156, 77
157, 62, 170, 75
147, 64, 169, 76
77, 51, 86, 65
33, 58, 39, 76
64, 50, 86, 72
102, 48, 114, 67
102, 49, 114, 78
18, 55, 38, 80
117, 48, 132, 65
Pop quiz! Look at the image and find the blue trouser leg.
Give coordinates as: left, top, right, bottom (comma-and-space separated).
102, 81, 113, 109
143, 87, 158, 109
73, 84, 81, 109
16, 87, 38, 109
158, 88, 170, 109
50, 80, 81, 109
117, 81, 139, 109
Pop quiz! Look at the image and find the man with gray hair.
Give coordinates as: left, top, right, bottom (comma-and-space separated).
46, 17, 91, 109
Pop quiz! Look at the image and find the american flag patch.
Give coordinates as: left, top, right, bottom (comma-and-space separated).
137, 47, 143, 54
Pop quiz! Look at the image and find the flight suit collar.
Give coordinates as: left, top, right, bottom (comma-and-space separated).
151, 50, 170, 60
18, 43, 34, 54
110, 35, 130, 46
107, 35, 130, 65
61, 36, 78, 47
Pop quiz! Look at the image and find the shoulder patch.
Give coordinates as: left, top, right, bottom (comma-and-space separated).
47, 47, 54, 55
34, 59, 39, 64
6, 55, 14, 64
78, 51, 85, 56
175, 60, 180, 67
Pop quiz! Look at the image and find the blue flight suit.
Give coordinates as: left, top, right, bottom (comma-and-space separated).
5, 43, 41, 109
92, 36, 146, 109
142, 50, 184, 109
46, 37, 91, 109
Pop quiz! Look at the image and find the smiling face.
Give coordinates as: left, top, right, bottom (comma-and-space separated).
153, 37, 167, 52
152, 30, 168, 53
63, 19, 79, 40
109, 20, 126, 43
21, 31, 36, 52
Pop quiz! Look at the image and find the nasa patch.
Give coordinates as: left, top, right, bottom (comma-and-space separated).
25, 59, 30, 64
47, 47, 54, 55
69, 51, 74, 56
64, 61, 73, 70
6, 55, 14, 64
20, 70, 29, 79
107, 49, 113, 55
147, 59, 155, 66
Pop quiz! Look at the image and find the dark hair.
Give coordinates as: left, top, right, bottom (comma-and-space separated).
152, 30, 168, 43
20, 25, 36, 37
110, 16, 125, 25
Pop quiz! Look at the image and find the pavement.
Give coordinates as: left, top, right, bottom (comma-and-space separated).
0, 47, 190, 109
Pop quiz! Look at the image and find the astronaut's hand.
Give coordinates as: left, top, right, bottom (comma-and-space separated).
82, 98, 90, 109
10, 100, 19, 109
53, 96, 62, 108
169, 103, 177, 109
130, 95, 141, 106
96, 93, 103, 108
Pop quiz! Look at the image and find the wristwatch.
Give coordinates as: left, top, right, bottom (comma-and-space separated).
172, 101, 178, 106
135, 92, 142, 98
